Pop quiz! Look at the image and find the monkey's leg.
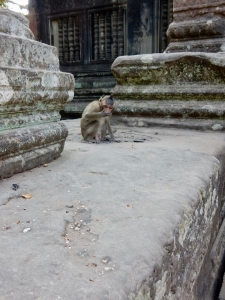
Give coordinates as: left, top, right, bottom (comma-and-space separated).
83, 121, 101, 143
106, 118, 115, 141
100, 119, 107, 141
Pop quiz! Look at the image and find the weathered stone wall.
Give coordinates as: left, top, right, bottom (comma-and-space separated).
130, 157, 225, 299
0, 9, 75, 178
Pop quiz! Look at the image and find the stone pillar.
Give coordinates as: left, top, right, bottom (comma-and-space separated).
166, 0, 225, 53
0, 9, 75, 178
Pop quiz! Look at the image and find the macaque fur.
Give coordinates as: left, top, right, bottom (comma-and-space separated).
80, 95, 116, 143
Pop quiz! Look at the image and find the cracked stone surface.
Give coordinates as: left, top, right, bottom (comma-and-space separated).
1, 119, 225, 299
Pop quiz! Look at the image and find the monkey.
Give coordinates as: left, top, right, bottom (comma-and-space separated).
80, 95, 116, 143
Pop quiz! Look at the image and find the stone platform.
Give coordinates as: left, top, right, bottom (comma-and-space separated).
1, 119, 225, 300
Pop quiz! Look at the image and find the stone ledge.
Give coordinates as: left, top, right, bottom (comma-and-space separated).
0, 122, 68, 178
112, 85, 225, 100
0, 142, 64, 179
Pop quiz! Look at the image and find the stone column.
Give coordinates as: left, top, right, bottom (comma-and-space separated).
0, 9, 75, 178
166, 0, 225, 53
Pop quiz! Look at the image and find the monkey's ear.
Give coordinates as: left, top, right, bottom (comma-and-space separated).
99, 95, 104, 103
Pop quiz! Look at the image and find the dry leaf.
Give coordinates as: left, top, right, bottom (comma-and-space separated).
89, 279, 94, 282
17, 220, 20, 224
43, 164, 48, 167
22, 193, 32, 199
127, 204, 130, 207
91, 263, 97, 267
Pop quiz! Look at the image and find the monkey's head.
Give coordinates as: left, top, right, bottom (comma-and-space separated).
99, 95, 116, 113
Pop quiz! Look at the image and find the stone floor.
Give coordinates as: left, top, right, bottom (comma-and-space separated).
0, 119, 225, 300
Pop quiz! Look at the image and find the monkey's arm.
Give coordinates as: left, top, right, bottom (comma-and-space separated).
84, 111, 111, 120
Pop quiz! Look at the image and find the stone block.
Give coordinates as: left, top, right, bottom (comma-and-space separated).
0, 9, 75, 178
111, 52, 225, 130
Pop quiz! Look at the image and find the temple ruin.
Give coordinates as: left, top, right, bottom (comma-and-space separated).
0, 1, 224, 299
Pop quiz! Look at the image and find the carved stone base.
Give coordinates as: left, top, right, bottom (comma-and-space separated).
0, 9, 75, 178
111, 52, 225, 130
